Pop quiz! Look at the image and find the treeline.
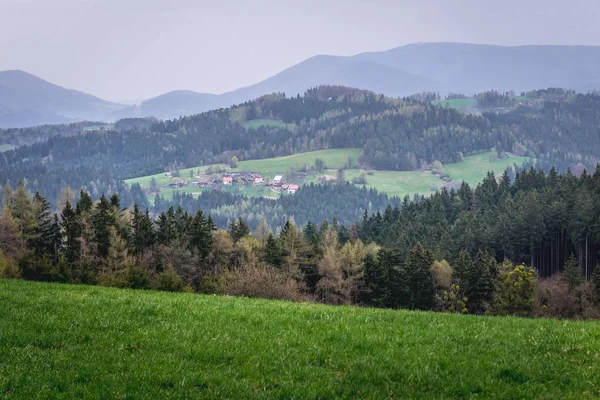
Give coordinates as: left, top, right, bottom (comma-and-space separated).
2, 173, 600, 319
3, 86, 600, 206
359, 166, 600, 281
152, 182, 399, 233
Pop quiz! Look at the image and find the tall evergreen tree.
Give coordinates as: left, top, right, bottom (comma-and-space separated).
405, 244, 436, 310
61, 201, 81, 263
361, 252, 389, 307
92, 194, 112, 258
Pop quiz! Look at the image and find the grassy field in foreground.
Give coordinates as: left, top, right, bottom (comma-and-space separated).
1, 280, 600, 399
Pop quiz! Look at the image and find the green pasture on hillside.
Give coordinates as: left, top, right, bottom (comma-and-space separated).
445, 152, 533, 187
125, 149, 362, 189
243, 119, 297, 131
126, 149, 532, 201
0, 144, 17, 153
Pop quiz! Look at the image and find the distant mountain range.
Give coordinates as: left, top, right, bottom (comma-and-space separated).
3, 43, 600, 127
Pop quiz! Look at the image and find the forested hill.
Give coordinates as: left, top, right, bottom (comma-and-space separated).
1, 86, 600, 206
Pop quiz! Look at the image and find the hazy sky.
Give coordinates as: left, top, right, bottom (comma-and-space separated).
1, 0, 599, 103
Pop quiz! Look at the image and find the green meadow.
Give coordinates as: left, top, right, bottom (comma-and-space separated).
125, 149, 531, 201
82, 124, 115, 131
243, 119, 297, 131
0, 144, 17, 153
432, 98, 477, 111
125, 149, 362, 189
1, 279, 599, 399
445, 152, 532, 187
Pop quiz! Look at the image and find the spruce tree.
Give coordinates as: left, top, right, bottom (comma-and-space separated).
361, 252, 389, 307
406, 244, 436, 310
76, 190, 93, 215
131, 205, 156, 255
11, 182, 35, 247
264, 233, 283, 268
230, 217, 250, 243
61, 201, 81, 263
92, 194, 112, 258
190, 210, 212, 260
29, 192, 54, 257
561, 253, 583, 292
110, 193, 121, 209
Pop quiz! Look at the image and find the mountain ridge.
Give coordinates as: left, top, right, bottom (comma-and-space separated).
3, 42, 600, 127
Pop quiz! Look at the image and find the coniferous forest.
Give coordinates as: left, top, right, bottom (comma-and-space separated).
2, 86, 600, 319
1, 87, 599, 206
2, 163, 600, 319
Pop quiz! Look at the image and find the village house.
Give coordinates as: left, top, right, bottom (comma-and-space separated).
252, 174, 263, 184
222, 176, 233, 185
287, 184, 300, 194
271, 175, 283, 186
196, 180, 209, 187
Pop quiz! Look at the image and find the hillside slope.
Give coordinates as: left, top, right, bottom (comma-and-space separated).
0, 70, 130, 128
1, 279, 599, 399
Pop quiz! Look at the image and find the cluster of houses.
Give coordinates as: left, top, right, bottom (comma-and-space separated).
163, 171, 300, 194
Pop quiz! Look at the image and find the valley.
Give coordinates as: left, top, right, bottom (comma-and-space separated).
125, 148, 531, 201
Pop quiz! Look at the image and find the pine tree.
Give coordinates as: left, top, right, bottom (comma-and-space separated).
361, 252, 389, 307
255, 218, 272, 246
561, 253, 583, 292
453, 250, 474, 290
264, 233, 283, 268
316, 235, 349, 305
190, 210, 212, 260
2, 183, 13, 208
29, 192, 54, 257
384, 249, 407, 309
50, 214, 62, 261
131, 205, 155, 255
76, 190, 93, 215
110, 193, 121, 209
303, 221, 320, 246
11, 182, 35, 248
406, 244, 436, 310
61, 201, 81, 263
230, 217, 250, 242
92, 194, 112, 258
469, 250, 497, 313
156, 207, 176, 245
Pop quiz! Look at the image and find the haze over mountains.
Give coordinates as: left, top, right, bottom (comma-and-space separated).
3, 43, 600, 128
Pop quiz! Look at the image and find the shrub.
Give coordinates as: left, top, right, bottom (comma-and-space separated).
19, 253, 62, 282
0, 251, 20, 279
440, 284, 468, 314
536, 276, 582, 319
494, 263, 537, 317
431, 260, 453, 290
154, 266, 184, 292
351, 173, 368, 185
126, 266, 152, 290
222, 264, 305, 302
